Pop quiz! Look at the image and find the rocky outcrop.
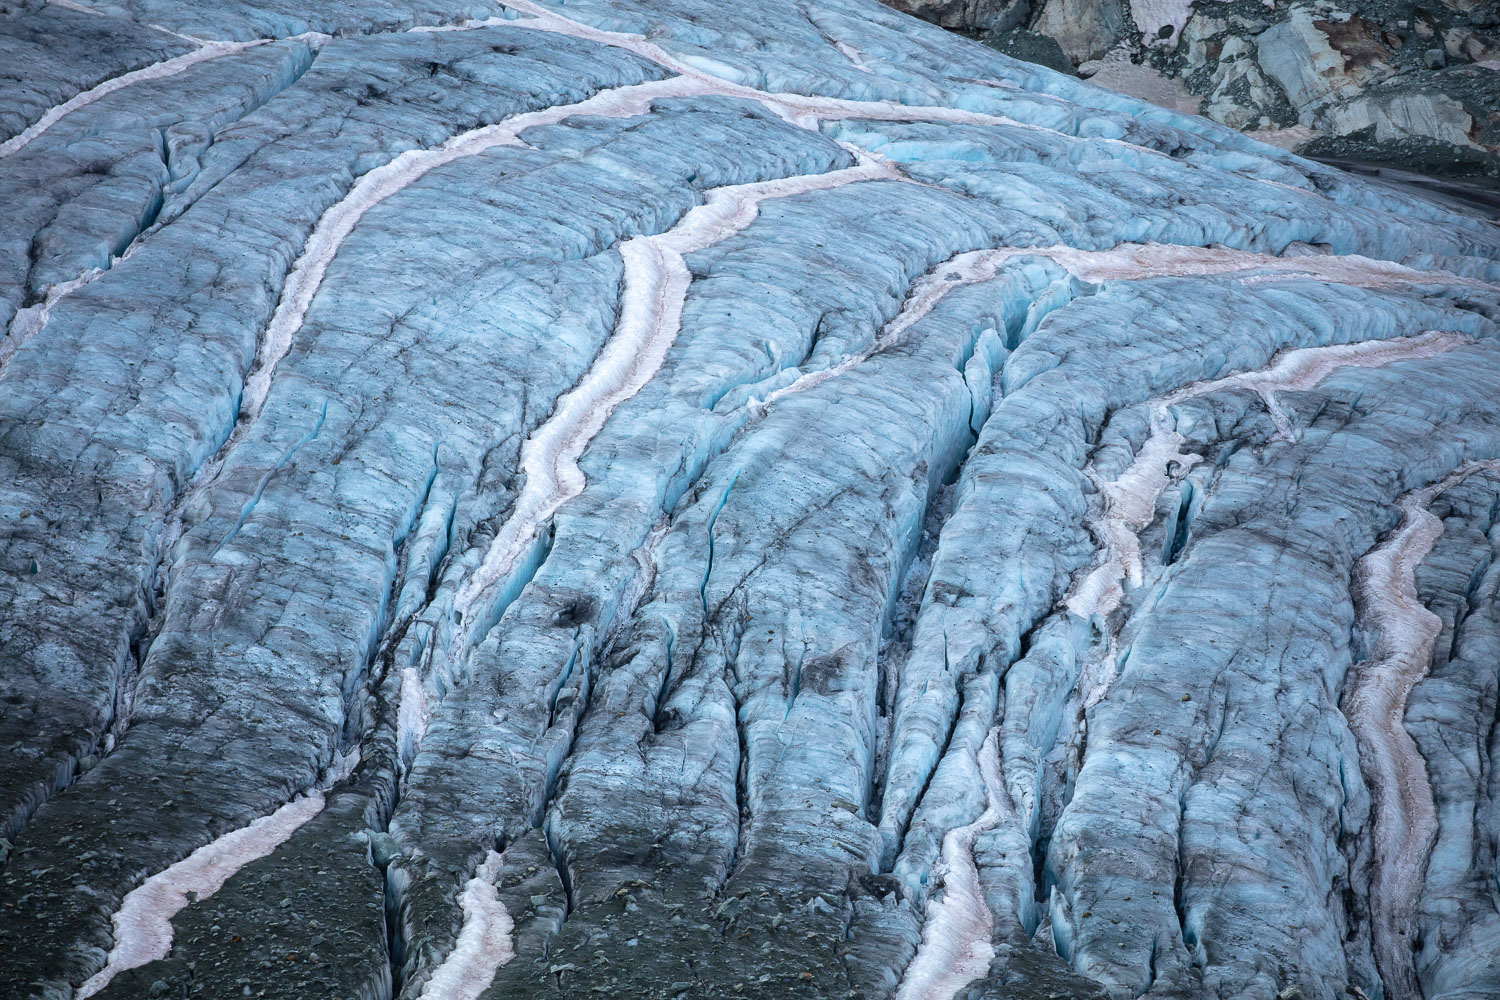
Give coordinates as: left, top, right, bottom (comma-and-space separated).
887, 0, 1500, 183
883, 0, 1029, 32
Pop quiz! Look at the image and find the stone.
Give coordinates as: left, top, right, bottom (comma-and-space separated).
886, 0, 1030, 32
1030, 0, 1129, 65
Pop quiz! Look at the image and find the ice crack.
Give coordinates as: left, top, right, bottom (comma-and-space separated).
1066, 332, 1470, 626
895, 728, 1009, 1000
237, 75, 709, 430
75, 781, 342, 997
757, 245, 1487, 417
501, 0, 1087, 138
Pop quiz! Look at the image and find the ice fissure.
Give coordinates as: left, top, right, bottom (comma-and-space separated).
4, 2, 1500, 999
894, 728, 1006, 1000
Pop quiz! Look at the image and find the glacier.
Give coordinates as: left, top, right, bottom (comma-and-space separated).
1, 1, 1499, 999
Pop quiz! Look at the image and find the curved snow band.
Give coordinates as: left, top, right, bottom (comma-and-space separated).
77, 793, 328, 998
1347, 459, 1500, 1000
417, 850, 515, 1000
0, 39, 272, 160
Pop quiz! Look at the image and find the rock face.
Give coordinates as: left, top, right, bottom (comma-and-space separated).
1, 1, 1499, 1000
889, 0, 1500, 183
884, 0, 1029, 32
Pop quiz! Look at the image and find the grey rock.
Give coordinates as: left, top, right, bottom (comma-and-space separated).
886, 0, 1029, 33
1030, 0, 1128, 65
881, 0, 1500, 179
983, 27, 1073, 74
1256, 8, 1390, 114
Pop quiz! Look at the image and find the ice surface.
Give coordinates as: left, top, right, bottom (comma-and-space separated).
449, 161, 895, 649
1, 1, 1499, 998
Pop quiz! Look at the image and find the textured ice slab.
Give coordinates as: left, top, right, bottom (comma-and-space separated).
2, 1, 1499, 999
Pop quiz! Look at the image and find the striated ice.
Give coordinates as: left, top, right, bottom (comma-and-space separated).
1, 1, 1499, 999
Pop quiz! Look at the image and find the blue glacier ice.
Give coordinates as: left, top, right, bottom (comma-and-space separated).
2, 1, 1499, 999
